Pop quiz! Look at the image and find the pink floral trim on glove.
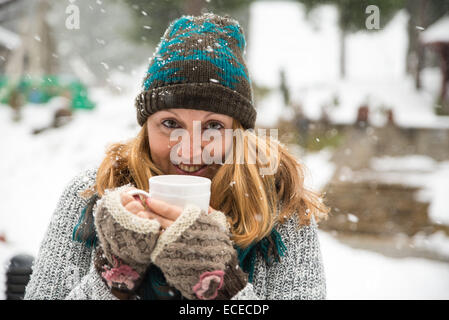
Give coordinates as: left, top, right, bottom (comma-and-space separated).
192, 270, 225, 300
101, 255, 140, 290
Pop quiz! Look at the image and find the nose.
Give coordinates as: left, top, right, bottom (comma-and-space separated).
176, 126, 203, 164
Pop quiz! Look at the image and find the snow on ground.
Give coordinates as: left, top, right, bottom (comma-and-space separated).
0, 89, 141, 255
287, 144, 336, 192
0, 67, 146, 299
1, 1, 449, 300
303, 153, 449, 299
248, 2, 449, 129
1, 86, 448, 300
1, 88, 448, 300
412, 231, 449, 259
320, 230, 449, 299
370, 155, 449, 226
0, 86, 138, 300
421, 15, 449, 43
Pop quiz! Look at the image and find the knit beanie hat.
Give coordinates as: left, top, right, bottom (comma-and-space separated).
135, 13, 257, 129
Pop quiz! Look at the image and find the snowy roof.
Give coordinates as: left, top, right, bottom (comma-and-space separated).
0, 25, 21, 50
421, 15, 449, 43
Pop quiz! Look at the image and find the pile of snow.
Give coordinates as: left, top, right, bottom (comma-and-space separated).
412, 231, 449, 260
0, 25, 21, 50
370, 155, 449, 226
421, 15, 449, 43
320, 231, 449, 299
294, 146, 336, 192
371, 155, 438, 172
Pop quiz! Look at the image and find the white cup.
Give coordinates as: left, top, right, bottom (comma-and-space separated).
127, 175, 211, 213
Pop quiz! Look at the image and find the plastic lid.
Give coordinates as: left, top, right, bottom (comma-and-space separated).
149, 175, 211, 196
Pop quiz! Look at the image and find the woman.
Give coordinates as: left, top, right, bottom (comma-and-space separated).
24, 13, 328, 300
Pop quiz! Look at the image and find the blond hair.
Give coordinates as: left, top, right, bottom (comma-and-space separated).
82, 119, 328, 248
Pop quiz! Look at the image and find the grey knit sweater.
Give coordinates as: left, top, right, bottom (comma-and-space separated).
24, 167, 326, 300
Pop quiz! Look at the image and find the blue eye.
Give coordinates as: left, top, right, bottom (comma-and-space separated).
162, 119, 179, 129
162, 119, 223, 130
205, 121, 224, 130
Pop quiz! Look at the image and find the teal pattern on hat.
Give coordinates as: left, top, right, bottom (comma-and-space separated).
135, 13, 257, 129
144, 16, 250, 91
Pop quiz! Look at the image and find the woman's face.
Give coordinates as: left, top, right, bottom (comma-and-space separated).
146, 108, 234, 180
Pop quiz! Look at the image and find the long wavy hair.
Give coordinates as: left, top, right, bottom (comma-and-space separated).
81, 118, 329, 248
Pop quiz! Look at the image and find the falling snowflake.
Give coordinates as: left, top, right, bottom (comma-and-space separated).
347, 213, 359, 223
100, 62, 109, 70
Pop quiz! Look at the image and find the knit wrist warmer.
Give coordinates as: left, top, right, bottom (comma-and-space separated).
93, 184, 162, 292
94, 246, 141, 294
215, 254, 248, 299
151, 204, 247, 300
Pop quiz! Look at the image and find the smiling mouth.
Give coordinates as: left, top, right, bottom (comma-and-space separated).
176, 163, 207, 173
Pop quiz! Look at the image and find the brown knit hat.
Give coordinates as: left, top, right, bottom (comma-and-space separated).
135, 13, 257, 129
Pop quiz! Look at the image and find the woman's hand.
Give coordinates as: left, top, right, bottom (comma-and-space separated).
120, 187, 153, 218
120, 187, 217, 230
150, 208, 247, 300
120, 187, 178, 230
94, 185, 163, 295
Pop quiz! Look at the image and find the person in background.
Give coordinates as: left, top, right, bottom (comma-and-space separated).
8, 86, 24, 122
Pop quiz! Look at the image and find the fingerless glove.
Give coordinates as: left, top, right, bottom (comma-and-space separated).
93, 184, 161, 293
150, 204, 248, 300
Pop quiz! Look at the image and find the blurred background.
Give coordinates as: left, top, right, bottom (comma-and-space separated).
1, 0, 449, 300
